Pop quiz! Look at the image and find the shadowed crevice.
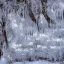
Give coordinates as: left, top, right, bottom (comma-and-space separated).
2, 17, 8, 48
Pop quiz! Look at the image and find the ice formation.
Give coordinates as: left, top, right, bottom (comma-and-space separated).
0, 0, 64, 63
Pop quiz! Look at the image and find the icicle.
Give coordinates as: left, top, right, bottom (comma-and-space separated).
62, 8, 63, 22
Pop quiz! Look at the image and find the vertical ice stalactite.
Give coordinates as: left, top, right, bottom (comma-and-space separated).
63, 10, 64, 21
62, 9, 63, 22
56, 10, 58, 21
59, 9, 61, 21
0, 23, 3, 59
60, 9, 62, 21
23, 5, 25, 18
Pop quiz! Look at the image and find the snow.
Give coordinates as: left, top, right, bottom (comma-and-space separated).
13, 62, 23, 64
0, 57, 8, 64
0, 58, 60, 64
13, 60, 60, 64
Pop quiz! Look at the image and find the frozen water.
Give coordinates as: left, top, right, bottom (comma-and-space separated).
5, 0, 64, 61
0, 0, 64, 62
37, 14, 48, 32
0, 57, 8, 64
13, 60, 60, 64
